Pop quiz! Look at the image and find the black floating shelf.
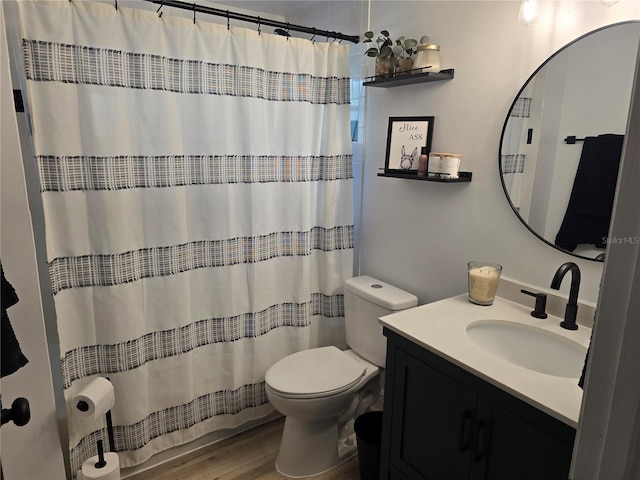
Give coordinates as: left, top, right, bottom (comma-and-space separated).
377, 171, 472, 183
363, 68, 455, 88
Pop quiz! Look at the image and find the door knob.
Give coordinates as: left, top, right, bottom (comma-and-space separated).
1, 397, 31, 427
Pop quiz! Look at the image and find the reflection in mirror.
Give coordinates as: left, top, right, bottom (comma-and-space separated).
500, 21, 640, 261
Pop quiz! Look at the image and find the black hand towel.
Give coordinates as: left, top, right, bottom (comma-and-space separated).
1, 262, 29, 378
555, 134, 624, 251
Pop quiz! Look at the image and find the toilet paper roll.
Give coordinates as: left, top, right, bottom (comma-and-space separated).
73, 377, 115, 420
81, 452, 120, 480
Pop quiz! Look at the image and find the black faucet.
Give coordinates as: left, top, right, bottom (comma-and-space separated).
550, 262, 580, 330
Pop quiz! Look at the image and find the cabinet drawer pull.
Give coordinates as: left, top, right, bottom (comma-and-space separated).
459, 412, 473, 453
474, 420, 490, 463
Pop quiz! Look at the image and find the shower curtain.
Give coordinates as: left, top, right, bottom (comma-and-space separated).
18, 1, 353, 473
501, 95, 531, 210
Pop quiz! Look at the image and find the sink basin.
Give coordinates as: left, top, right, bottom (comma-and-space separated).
466, 320, 587, 378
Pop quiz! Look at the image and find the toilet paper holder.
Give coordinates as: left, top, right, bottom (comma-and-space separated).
75, 377, 116, 453
77, 397, 115, 453
94, 439, 108, 469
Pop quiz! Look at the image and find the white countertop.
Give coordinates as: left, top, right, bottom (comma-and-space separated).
379, 294, 592, 428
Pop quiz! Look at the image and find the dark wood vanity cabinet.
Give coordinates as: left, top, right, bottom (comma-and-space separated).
380, 329, 576, 480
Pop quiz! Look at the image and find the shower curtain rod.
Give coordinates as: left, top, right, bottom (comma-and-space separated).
142, 0, 360, 44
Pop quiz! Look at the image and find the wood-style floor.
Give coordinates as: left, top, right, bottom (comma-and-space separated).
127, 417, 361, 480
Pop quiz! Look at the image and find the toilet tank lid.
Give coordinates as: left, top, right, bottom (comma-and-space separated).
344, 276, 417, 310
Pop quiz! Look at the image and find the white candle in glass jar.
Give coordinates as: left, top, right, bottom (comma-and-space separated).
415, 44, 441, 72
441, 154, 461, 178
468, 266, 501, 304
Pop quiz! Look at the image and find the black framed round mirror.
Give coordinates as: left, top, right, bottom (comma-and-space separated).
499, 21, 640, 262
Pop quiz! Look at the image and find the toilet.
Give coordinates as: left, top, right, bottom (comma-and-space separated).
265, 276, 417, 477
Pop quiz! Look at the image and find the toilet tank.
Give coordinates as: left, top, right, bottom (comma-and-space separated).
344, 276, 417, 367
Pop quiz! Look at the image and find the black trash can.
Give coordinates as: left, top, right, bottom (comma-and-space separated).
354, 411, 383, 480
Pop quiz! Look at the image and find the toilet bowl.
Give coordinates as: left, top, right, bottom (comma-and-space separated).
265, 347, 380, 477
265, 276, 417, 478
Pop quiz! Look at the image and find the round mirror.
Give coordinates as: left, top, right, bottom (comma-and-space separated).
499, 21, 640, 262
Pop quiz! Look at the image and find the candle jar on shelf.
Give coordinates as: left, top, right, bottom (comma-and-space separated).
467, 261, 503, 305
415, 44, 441, 72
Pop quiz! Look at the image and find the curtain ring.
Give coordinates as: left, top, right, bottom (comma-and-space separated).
286, 22, 290, 40
226, 10, 230, 30
311, 28, 317, 44
156, 1, 164, 17
114, 0, 118, 11
193, 3, 196, 25
257, 16, 261, 35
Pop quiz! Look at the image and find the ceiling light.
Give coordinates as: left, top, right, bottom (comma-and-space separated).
519, 0, 539, 26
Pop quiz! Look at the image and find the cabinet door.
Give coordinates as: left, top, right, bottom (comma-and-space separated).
470, 397, 574, 480
389, 349, 477, 480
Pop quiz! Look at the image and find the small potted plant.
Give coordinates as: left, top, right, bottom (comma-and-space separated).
364, 30, 431, 77
392, 35, 431, 74
363, 30, 395, 77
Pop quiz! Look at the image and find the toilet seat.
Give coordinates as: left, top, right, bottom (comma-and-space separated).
266, 346, 366, 399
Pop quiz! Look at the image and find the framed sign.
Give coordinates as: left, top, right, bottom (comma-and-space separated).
384, 116, 434, 173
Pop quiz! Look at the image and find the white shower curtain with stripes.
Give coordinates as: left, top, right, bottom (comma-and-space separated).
18, 1, 353, 473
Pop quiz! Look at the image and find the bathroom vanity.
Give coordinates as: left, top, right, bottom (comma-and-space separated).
378, 294, 591, 480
